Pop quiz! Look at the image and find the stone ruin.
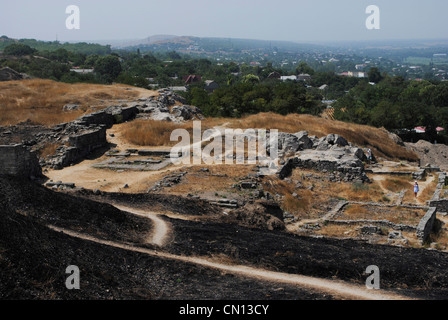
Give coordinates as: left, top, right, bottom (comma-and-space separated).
134, 89, 203, 122
275, 131, 370, 183
0, 144, 42, 178
19, 89, 204, 170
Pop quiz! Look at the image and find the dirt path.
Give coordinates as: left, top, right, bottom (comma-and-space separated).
45, 122, 231, 193
47, 225, 415, 300
371, 174, 436, 205
112, 204, 171, 247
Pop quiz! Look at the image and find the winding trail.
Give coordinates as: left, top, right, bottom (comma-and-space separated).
112, 204, 171, 247
47, 224, 415, 301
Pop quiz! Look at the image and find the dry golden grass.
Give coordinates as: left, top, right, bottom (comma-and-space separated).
342, 204, 425, 225
0, 79, 152, 126
315, 224, 358, 238
37, 142, 60, 158
263, 176, 313, 214
331, 181, 386, 203
120, 120, 194, 147
418, 176, 438, 201
165, 165, 257, 195
289, 169, 386, 203
381, 177, 413, 193
118, 118, 228, 147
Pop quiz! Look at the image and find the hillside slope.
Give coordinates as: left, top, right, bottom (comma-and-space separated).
0, 79, 155, 125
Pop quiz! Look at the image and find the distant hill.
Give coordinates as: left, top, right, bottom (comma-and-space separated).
114, 34, 327, 53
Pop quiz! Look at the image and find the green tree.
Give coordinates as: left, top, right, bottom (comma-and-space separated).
3, 43, 36, 56
94, 55, 122, 83
368, 67, 383, 84
242, 74, 260, 85
296, 62, 315, 75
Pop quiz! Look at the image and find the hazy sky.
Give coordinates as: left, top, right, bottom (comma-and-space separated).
1, 0, 447, 44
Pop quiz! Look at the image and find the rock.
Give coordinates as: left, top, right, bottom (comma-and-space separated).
316, 137, 331, 151
294, 131, 314, 150
223, 200, 285, 231
0, 67, 30, 81
412, 169, 427, 181
388, 231, 403, 239
387, 132, 405, 147
361, 225, 383, 235
63, 104, 80, 111
171, 105, 203, 120
240, 181, 257, 189
277, 133, 300, 154
326, 134, 349, 147
348, 147, 365, 161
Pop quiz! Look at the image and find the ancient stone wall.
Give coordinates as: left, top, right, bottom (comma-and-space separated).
0, 144, 42, 178
68, 126, 107, 150
49, 126, 107, 169
429, 173, 448, 212
416, 207, 438, 243
278, 155, 369, 183
77, 111, 115, 128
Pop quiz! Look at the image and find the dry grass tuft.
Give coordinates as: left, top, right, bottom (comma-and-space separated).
418, 176, 438, 201
342, 204, 425, 225
381, 177, 413, 193
120, 120, 194, 147
263, 176, 313, 214
37, 142, 61, 158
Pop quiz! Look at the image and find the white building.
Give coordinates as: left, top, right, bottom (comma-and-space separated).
280, 75, 297, 81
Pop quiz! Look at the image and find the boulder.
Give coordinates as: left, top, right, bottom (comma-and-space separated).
361, 225, 383, 235
63, 104, 80, 111
326, 134, 349, 147
0, 67, 29, 81
277, 133, 300, 154
294, 131, 314, 150
389, 231, 404, 239
316, 137, 332, 151
171, 105, 203, 120
351, 147, 367, 161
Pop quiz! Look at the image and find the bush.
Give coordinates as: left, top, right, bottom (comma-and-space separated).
3, 43, 36, 56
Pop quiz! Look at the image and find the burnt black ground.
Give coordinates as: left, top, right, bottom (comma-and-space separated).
0, 177, 332, 300
1, 177, 448, 300
81, 189, 448, 300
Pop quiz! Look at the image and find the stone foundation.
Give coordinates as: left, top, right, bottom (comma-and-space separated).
416, 207, 438, 243
0, 144, 42, 178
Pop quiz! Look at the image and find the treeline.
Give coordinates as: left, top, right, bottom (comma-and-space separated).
0, 36, 111, 55
184, 81, 324, 118
333, 75, 448, 140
